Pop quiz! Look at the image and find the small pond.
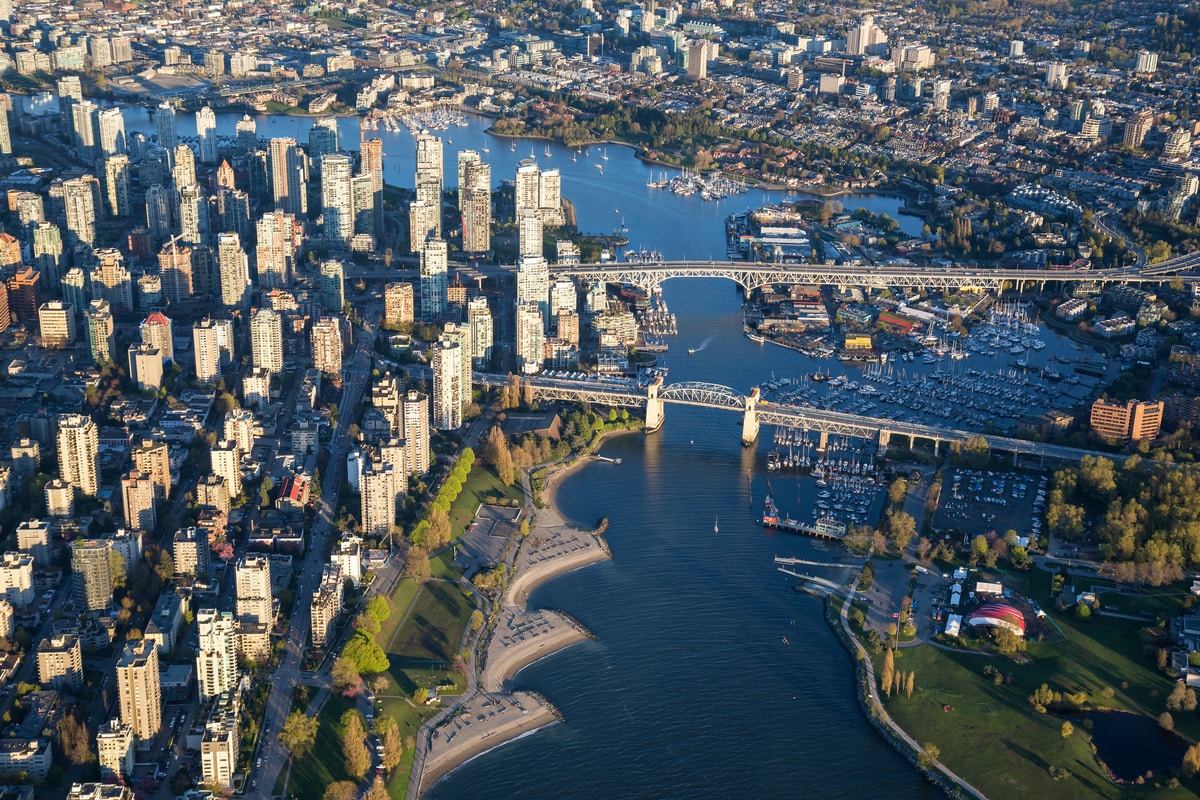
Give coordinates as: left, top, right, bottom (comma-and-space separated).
1084, 710, 1187, 782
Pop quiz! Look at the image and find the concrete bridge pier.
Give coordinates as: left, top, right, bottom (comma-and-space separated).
817, 430, 829, 454
645, 375, 664, 433
907, 434, 914, 450
741, 388, 760, 447
1012, 450, 1019, 466
877, 429, 891, 457
933, 440, 941, 457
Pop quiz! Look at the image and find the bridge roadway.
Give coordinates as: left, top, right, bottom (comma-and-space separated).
475, 374, 1098, 464
351, 250, 1200, 291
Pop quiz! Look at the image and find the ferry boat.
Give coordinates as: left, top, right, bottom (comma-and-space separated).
762, 496, 780, 526
746, 330, 766, 344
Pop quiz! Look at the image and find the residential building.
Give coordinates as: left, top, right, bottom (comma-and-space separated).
121, 470, 156, 532
384, 283, 414, 327
196, 609, 237, 701
235, 554, 272, 625
83, 298, 114, 364
310, 563, 343, 648
173, 527, 211, 578
96, 719, 135, 779
431, 339, 463, 430
319, 259, 345, 313
217, 233, 250, 310
36, 633, 83, 691
250, 308, 284, 375
44, 479, 74, 517
0, 552, 34, 607
255, 211, 297, 289
331, 535, 363, 587
243, 367, 272, 410
0, 739, 51, 780
71, 539, 112, 611
468, 296, 494, 368
402, 390, 431, 475
116, 639, 161, 745
131, 439, 171, 502
516, 301, 546, 374
210, 440, 242, 499
321, 154, 354, 248
140, 312, 174, 362
16, 520, 51, 566
57, 414, 99, 496
200, 700, 238, 789
360, 463, 396, 539
269, 138, 307, 215
128, 343, 163, 392
312, 316, 343, 377
419, 238, 448, 321
409, 199, 439, 254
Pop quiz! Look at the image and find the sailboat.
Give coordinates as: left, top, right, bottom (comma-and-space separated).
714, 515, 719, 534
509, 140, 516, 152
544, 144, 552, 157
601, 147, 609, 160
482, 142, 490, 153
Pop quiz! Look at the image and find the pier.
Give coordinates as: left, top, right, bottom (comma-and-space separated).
774, 555, 854, 569
762, 516, 846, 541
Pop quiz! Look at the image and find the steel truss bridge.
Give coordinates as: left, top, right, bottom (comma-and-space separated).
547, 250, 1200, 292
475, 374, 1097, 463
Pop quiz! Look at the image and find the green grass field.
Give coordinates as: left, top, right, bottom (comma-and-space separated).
880, 605, 1200, 799
377, 577, 423, 652
386, 581, 475, 667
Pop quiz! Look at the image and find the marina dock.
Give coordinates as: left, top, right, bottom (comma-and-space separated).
774, 555, 851, 569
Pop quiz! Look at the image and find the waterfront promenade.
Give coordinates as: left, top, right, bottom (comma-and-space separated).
411, 459, 612, 797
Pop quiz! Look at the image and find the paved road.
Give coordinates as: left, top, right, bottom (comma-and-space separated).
257, 308, 380, 795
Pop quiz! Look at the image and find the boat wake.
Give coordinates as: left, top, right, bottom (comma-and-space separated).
690, 334, 716, 354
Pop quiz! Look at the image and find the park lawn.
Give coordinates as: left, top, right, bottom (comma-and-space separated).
448, 465, 523, 540
378, 577, 423, 652
881, 601, 1200, 800
386, 581, 475, 666
430, 549, 463, 580
285, 693, 358, 800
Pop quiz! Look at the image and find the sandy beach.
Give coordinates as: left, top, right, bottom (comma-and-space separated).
414, 455, 613, 796
419, 690, 559, 789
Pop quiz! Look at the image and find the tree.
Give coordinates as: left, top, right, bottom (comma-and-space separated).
1061, 721, 1074, 738
354, 611, 381, 637
1159, 712, 1175, 732
365, 775, 389, 800
1184, 743, 1200, 777
884, 511, 916, 552
427, 506, 451, 548
881, 648, 895, 697
404, 547, 431, 580
887, 477, 909, 505
905, 671, 915, 699
378, 714, 403, 771
331, 656, 361, 695
366, 595, 391, 623
56, 705, 92, 765
342, 710, 370, 781
280, 711, 319, 759
109, 550, 127, 589
324, 782, 359, 800
917, 742, 941, 770
341, 631, 390, 674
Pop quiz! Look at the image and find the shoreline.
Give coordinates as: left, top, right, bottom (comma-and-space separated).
418, 690, 560, 790
414, 449, 617, 797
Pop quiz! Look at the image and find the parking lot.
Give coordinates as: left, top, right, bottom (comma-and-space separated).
932, 468, 1048, 544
